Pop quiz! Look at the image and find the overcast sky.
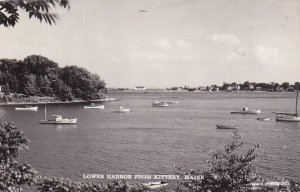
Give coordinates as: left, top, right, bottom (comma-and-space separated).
0, 0, 300, 88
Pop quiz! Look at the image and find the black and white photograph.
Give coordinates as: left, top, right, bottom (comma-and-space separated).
0, 0, 300, 191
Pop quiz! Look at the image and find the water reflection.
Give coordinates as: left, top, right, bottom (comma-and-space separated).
55, 124, 77, 130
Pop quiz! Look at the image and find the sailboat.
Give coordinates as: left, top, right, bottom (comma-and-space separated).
274, 91, 300, 122
166, 90, 179, 104
39, 105, 77, 124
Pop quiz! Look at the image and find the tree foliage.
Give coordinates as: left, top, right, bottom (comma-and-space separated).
0, 120, 37, 191
37, 177, 146, 192
0, 0, 69, 27
175, 131, 300, 192
0, 55, 106, 101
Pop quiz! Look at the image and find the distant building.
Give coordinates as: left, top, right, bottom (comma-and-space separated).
134, 86, 146, 91
249, 84, 254, 90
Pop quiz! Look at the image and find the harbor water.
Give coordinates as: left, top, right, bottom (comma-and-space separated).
1, 91, 299, 182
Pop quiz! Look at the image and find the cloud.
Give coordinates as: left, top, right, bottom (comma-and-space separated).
176, 40, 192, 48
211, 33, 241, 45
255, 46, 280, 64
152, 38, 172, 49
226, 50, 247, 61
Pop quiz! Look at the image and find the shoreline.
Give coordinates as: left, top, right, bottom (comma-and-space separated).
0, 100, 93, 106
0, 98, 108, 106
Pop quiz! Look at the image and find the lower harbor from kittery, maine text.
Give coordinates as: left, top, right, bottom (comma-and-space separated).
83, 174, 203, 180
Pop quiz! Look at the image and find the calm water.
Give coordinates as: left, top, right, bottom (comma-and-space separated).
1, 91, 300, 182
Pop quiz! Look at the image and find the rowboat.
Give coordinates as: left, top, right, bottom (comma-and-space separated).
152, 101, 168, 107
15, 106, 38, 111
231, 107, 261, 114
143, 181, 168, 189
216, 125, 239, 129
83, 103, 104, 109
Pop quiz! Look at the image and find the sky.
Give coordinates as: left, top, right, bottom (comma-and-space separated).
0, 0, 300, 88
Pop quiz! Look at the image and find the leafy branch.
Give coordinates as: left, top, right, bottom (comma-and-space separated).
0, 0, 69, 27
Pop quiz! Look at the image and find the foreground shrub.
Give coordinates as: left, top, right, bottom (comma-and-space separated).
175, 131, 300, 192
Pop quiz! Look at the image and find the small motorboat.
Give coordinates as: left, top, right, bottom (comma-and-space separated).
15, 106, 38, 111
152, 101, 168, 107
111, 106, 130, 113
40, 115, 77, 124
143, 181, 168, 189
257, 117, 273, 121
83, 103, 104, 109
216, 125, 239, 129
231, 107, 261, 114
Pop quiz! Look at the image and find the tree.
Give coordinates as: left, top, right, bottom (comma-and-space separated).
282, 82, 290, 91
23, 74, 38, 95
293, 82, 300, 91
0, 0, 69, 27
0, 120, 37, 191
60, 66, 105, 100
175, 132, 300, 192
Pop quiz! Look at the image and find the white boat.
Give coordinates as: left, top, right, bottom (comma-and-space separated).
111, 106, 130, 113
273, 91, 300, 122
231, 107, 261, 114
257, 117, 273, 121
143, 181, 168, 189
152, 101, 168, 107
15, 106, 38, 111
40, 115, 77, 124
216, 125, 239, 129
39, 105, 77, 124
83, 103, 104, 109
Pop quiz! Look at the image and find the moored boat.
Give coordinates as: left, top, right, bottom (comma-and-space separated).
83, 103, 104, 109
231, 107, 261, 114
15, 106, 38, 111
40, 115, 77, 124
152, 101, 168, 107
257, 117, 273, 121
216, 125, 239, 129
274, 91, 300, 122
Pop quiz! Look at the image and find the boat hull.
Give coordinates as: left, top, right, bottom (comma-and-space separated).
110, 109, 130, 113
152, 102, 168, 107
15, 107, 38, 111
231, 110, 261, 114
276, 116, 300, 122
216, 125, 239, 129
257, 118, 273, 121
39, 118, 77, 124
84, 105, 104, 109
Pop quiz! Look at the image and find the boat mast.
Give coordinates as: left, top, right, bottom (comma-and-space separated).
44, 105, 47, 120
296, 91, 299, 116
